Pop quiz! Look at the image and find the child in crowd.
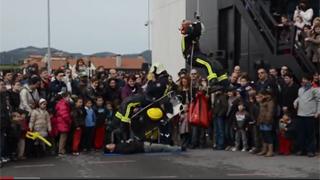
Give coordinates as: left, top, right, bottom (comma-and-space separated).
237, 75, 252, 105
71, 97, 86, 156
10, 110, 28, 160
105, 101, 114, 144
94, 96, 108, 150
247, 90, 260, 154
278, 113, 294, 155
231, 101, 250, 152
54, 92, 72, 156
256, 91, 275, 157
225, 87, 241, 151
29, 98, 52, 157
83, 99, 96, 152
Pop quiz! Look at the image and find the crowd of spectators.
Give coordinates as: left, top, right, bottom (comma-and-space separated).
0, 59, 319, 169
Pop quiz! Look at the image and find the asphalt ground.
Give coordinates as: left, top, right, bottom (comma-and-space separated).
1, 149, 319, 179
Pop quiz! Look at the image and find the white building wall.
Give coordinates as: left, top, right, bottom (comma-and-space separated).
150, 0, 186, 80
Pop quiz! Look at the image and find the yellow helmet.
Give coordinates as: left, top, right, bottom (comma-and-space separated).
147, 108, 163, 121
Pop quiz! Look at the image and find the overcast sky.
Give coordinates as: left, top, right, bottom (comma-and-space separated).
0, 0, 149, 54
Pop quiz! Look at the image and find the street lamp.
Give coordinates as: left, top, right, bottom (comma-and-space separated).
144, 0, 151, 51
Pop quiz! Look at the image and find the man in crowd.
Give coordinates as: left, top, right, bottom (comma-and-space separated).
294, 74, 320, 157
19, 76, 41, 115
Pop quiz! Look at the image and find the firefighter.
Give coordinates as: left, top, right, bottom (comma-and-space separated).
180, 19, 228, 89
114, 63, 171, 141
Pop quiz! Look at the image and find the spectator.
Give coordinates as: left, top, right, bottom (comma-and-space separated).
29, 99, 51, 157
233, 65, 241, 77
3, 71, 13, 90
168, 75, 178, 92
12, 72, 23, 83
294, 15, 305, 40
86, 78, 100, 102
176, 68, 188, 85
190, 69, 200, 89
10, 110, 28, 160
135, 74, 143, 87
278, 113, 294, 155
121, 75, 141, 100
71, 97, 86, 156
247, 90, 261, 154
212, 86, 228, 150
96, 66, 107, 82
225, 87, 241, 151
73, 74, 89, 97
277, 15, 292, 43
19, 76, 41, 115
83, 99, 96, 152
9, 81, 22, 112
293, 1, 314, 25
109, 69, 125, 88
94, 96, 108, 150
39, 68, 50, 100
0, 79, 11, 165
299, 25, 313, 48
256, 91, 275, 157
293, 74, 320, 157
269, 67, 284, 102
104, 78, 121, 110
228, 73, 240, 89
280, 66, 290, 79
189, 69, 206, 148
305, 24, 320, 64
238, 75, 253, 105
312, 73, 319, 87
73, 58, 88, 78
54, 92, 72, 156
177, 76, 191, 150
62, 68, 76, 94
255, 68, 278, 97
231, 101, 250, 152
49, 70, 67, 102
105, 101, 115, 145
281, 73, 299, 114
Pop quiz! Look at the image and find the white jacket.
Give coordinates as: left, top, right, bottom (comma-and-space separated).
294, 8, 314, 25
294, 87, 320, 117
19, 85, 40, 114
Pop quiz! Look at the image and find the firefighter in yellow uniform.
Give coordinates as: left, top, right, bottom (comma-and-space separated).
180, 20, 228, 89
114, 63, 171, 141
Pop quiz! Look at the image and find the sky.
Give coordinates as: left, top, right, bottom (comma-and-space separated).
0, 0, 149, 54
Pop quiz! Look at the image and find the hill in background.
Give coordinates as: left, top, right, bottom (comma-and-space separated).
0, 46, 151, 65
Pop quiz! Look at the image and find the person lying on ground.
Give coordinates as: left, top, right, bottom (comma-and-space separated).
105, 140, 185, 154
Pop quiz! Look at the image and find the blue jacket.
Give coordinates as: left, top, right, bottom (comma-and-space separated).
85, 107, 96, 127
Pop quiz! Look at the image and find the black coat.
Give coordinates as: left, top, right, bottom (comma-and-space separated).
9, 90, 20, 112
0, 92, 11, 131
280, 82, 299, 112
71, 107, 86, 127
94, 106, 108, 127
213, 93, 228, 117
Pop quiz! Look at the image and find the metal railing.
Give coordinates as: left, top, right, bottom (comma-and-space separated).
236, 0, 317, 72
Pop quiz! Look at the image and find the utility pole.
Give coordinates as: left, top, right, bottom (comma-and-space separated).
47, 0, 52, 74
147, 0, 150, 50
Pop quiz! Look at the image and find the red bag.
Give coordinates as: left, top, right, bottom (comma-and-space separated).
188, 91, 211, 128
188, 98, 200, 126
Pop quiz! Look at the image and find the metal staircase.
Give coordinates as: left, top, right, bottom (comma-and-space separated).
234, 0, 318, 74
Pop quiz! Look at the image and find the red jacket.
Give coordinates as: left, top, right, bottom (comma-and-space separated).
55, 99, 72, 133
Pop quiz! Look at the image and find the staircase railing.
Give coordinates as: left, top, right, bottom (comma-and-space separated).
236, 0, 317, 72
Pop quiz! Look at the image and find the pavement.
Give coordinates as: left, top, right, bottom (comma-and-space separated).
1, 149, 319, 179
